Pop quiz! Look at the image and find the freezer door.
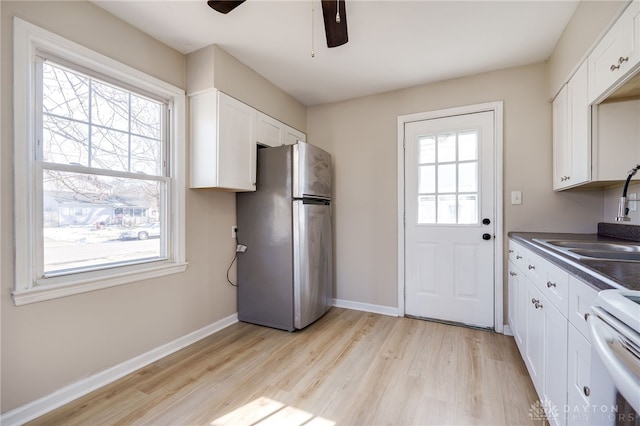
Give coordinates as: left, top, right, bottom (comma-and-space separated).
292, 142, 332, 199
293, 200, 333, 329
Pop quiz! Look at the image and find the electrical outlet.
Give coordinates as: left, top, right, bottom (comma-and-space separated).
232, 226, 238, 238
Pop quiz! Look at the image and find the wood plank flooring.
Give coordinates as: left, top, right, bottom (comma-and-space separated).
28, 308, 540, 425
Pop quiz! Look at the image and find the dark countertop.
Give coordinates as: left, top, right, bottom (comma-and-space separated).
508, 230, 640, 292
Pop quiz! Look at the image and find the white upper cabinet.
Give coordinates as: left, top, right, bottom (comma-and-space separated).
553, 61, 591, 190
588, 0, 640, 104
190, 90, 257, 191
256, 111, 306, 147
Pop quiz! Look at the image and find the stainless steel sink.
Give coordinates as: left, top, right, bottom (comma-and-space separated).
533, 239, 640, 263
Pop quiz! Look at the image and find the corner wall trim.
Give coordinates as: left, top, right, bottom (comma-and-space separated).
333, 299, 399, 317
0, 313, 239, 426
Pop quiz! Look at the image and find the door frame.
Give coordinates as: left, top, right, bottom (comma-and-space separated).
397, 101, 504, 333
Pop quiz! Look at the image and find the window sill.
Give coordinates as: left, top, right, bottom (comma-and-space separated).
12, 261, 188, 306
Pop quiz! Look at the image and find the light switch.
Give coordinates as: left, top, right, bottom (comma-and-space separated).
511, 191, 522, 205
630, 192, 637, 212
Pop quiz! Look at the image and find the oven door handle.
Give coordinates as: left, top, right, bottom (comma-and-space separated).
588, 315, 640, 414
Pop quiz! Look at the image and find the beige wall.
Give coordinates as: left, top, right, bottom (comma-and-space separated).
547, 0, 626, 99
307, 63, 604, 310
0, 0, 304, 413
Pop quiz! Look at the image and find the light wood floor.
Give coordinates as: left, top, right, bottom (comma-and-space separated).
28, 308, 540, 425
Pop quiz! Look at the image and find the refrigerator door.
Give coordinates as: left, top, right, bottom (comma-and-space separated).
293, 199, 333, 329
292, 142, 332, 200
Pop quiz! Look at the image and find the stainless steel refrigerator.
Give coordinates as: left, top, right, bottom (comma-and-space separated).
236, 141, 333, 331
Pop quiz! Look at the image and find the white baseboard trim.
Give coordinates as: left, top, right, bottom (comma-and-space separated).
503, 324, 514, 336
1, 313, 238, 426
333, 298, 399, 317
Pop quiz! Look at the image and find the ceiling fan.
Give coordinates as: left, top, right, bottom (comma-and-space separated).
206, 0, 349, 48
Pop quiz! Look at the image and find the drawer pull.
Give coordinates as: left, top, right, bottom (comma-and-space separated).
535, 301, 543, 309
611, 64, 621, 71
583, 386, 590, 397
619, 56, 629, 65
584, 312, 590, 322
546, 281, 556, 288
509, 271, 517, 277
508, 249, 514, 254
516, 255, 523, 260
531, 298, 539, 305
528, 264, 535, 270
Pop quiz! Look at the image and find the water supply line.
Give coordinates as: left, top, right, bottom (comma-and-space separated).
616, 164, 640, 221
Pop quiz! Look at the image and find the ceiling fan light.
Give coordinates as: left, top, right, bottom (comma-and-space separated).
207, 0, 246, 14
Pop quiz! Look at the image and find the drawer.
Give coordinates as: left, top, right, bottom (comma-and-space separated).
535, 258, 570, 317
524, 249, 544, 283
508, 240, 528, 272
568, 276, 598, 340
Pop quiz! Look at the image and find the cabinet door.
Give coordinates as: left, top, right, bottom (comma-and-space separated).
508, 261, 525, 350
588, 0, 640, 103
284, 125, 306, 145
256, 112, 284, 147
567, 324, 591, 426
525, 282, 544, 395
567, 61, 590, 187
541, 293, 568, 426
553, 84, 570, 190
218, 92, 257, 191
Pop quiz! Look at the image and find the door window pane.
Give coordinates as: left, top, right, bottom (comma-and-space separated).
437, 164, 456, 193
458, 131, 478, 161
419, 137, 436, 164
458, 194, 478, 224
437, 194, 457, 224
419, 165, 435, 194
458, 162, 478, 193
418, 195, 436, 224
437, 133, 456, 162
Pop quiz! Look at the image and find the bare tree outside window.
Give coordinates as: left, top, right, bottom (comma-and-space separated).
40, 60, 167, 276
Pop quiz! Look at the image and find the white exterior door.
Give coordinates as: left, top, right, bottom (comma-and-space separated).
404, 111, 495, 328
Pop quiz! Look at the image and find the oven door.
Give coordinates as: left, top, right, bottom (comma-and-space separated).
589, 304, 640, 426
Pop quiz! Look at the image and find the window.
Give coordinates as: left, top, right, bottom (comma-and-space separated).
417, 130, 479, 224
13, 18, 186, 305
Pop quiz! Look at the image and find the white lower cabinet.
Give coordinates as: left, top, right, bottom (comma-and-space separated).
508, 238, 606, 426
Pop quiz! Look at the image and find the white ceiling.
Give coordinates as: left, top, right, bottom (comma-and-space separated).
93, 0, 579, 106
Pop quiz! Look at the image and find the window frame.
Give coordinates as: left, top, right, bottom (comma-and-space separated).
13, 18, 187, 306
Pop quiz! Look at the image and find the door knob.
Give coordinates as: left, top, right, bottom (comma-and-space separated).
482, 233, 492, 240
482, 218, 491, 225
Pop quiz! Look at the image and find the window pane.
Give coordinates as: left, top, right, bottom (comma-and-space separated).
437, 194, 456, 224
437, 133, 456, 162
131, 95, 162, 139
92, 80, 129, 132
42, 62, 89, 121
458, 131, 478, 161
131, 136, 162, 175
458, 194, 478, 224
419, 136, 436, 164
419, 165, 435, 194
42, 115, 89, 165
458, 162, 478, 192
437, 164, 456, 193
91, 127, 129, 172
418, 195, 436, 224
42, 170, 164, 275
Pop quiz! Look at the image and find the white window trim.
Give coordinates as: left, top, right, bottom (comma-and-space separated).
13, 18, 187, 306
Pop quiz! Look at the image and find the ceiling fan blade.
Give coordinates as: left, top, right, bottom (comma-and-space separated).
321, 0, 348, 48
207, 0, 245, 14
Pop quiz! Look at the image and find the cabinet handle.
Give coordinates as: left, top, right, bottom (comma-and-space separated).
583, 386, 590, 397
618, 56, 629, 65
584, 312, 590, 322
536, 302, 543, 309
531, 298, 539, 304
508, 249, 514, 253
528, 264, 535, 270
509, 271, 517, 276
611, 64, 621, 71
546, 281, 556, 288
560, 175, 571, 182
516, 255, 522, 260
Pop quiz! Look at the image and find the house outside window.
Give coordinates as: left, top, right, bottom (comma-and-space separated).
13, 18, 187, 305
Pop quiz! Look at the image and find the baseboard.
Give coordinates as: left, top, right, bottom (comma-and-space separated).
333, 298, 399, 317
0, 313, 238, 426
503, 324, 514, 336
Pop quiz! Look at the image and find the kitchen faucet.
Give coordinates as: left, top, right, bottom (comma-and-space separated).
616, 164, 640, 221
